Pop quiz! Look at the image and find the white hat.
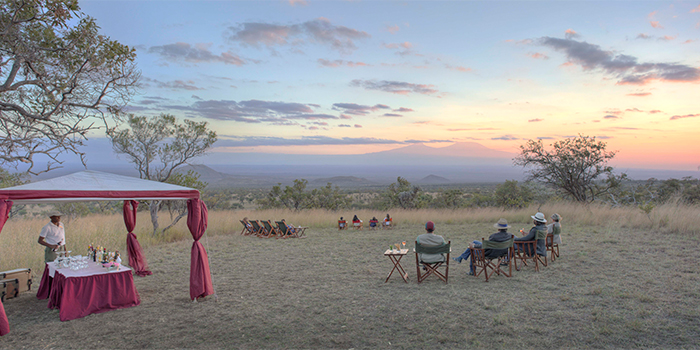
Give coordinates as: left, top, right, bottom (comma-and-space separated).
493, 218, 511, 229
531, 212, 547, 223
47, 211, 63, 217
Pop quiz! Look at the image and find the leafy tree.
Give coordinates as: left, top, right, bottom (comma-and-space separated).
433, 189, 465, 209
493, 180, 533, 209
0, 167, 27, 188
1, 0, 140, 174
381, 176, 422, 209
514, 135, 622, 202
107, 114, 217, 235
257, 179, 311, 211
309, 183, 348, 210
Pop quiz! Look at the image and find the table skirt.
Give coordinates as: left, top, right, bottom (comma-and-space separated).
37, 265, 140, 321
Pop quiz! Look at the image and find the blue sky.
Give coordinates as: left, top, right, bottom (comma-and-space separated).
79, 0, 700, 170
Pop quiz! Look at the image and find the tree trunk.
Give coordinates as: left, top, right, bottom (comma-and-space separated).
162, 209, 188, 233
148, 200, 161, 236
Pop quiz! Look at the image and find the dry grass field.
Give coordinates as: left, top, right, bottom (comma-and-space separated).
1, 204, 700, 348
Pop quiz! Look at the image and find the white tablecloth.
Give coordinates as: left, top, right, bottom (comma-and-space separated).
48, 261, 132, 278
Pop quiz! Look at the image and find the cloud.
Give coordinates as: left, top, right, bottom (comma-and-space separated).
444, 64, 472, 72
317, 59, 370, 67
692, 5, 700, 13
627, 92, 651, 97
394, 107, 414, 112
537, 136, 555, 140
148, 43, 245, 66
670, 114, 699, 120
603, 115, 619, 119
217, 136, 405, 147
636, 33, 652, 40
226, 18, 370, 53
288, 0, 308, 6
332, 103, 388, 115
564, 29, 580, 39
145, 78, 203, 91
538, 37, 700, 85
650, 21, 664, 29
168, 99, 338, 124
491, 135, 520, 141
625, 108, 643, 112
649, 110, 662, 114
350, 79, 439, 95
382, 113, 403, 117
684, 39, 697, 44
386, 25, 400, 34
338, 124, 352, 127
528, 52, 549, 60
528, 118, 544, 122
659, 35, 677, 41
382, 41, 414, 56
596, 136, 613, 139
354, 124, 362, 128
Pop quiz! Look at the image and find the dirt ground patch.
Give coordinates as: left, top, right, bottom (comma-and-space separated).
2, 223, 700, 349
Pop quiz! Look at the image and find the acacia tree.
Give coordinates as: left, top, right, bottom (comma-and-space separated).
107, 113, 217, 235
381, 176, 422, 209
514, 135, 621, 202
1, 0, 140, 174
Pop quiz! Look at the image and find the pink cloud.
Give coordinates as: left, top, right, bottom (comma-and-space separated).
564, 29, 580, 39
529, 52, 549, 60
649, 110, 662, 114
659, 35, 677, 41
627, 92, 651, 97
650, 21, 664, 29
528, 118, 543, 122
684, 39, 696, 44
691, 5, 700, 13
670, 114, 699, 120
354, 124, 362, 128
340, 114, 352, 119
386, 25, 399, 34
289, 0, 308, 6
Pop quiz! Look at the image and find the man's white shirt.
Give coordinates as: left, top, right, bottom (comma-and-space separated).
40, 222, 65, 245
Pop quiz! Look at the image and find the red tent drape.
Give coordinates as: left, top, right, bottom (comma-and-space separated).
124, 200, 152, 276
1, 200, 12, 336
187, 198, 213, 300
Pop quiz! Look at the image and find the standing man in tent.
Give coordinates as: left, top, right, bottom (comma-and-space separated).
37, 212, 67, 262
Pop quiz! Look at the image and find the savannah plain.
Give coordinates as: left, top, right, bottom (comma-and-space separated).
1, 202, 699, 349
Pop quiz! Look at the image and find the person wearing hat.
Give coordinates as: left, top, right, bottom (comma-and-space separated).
547, 213, 562, 244
454, 218, 514, 275
416, 221, 447, 263
514, 212, 548, 256
37, 211, 67, 262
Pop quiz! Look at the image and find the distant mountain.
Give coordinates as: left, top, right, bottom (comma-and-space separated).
310, 176, 376, 187
371, 142, 514, 159
417, 174, 451, 184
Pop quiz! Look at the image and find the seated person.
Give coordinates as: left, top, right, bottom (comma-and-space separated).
416, 221, 447, 263
281, 219, 298, 235
338, 217, 346, 229
242, 217, 253, 229
547, 213, 562, 244
383, 214, 392, 227
454, 218, 513, 275
369, 217, 379, 228
352, 214, 362, 228
515, 212, 548, 256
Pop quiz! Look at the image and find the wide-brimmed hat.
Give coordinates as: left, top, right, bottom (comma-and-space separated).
47, 211, 63, 218
531, 212, 547, 223
551, 213, 561, 221
493, 218, 511, 229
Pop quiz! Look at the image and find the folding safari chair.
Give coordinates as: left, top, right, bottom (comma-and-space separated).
469, 235, 514, 282
275, 221, 307, 239
240, 220, 256, 235
547, 225, 560, 262
338, 220, 348, 230
250, 220, 264, 236
352, 221, 363, 230
535, 228, 548, 267
382, 219, 393, 229
513, 240, 540, 272
368, 220, 379, 230
261, 220, 280, 238
414, 240, 451, 284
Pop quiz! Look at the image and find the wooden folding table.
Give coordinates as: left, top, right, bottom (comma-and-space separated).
384, 248, 409, 283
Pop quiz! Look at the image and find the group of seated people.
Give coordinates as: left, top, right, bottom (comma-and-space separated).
241, 217, 304, 238
339, 214, 393, 230
416, 212, 562, 275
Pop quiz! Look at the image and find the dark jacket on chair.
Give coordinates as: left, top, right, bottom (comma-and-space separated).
484, 231, 512, 259
515, 223, 547, 256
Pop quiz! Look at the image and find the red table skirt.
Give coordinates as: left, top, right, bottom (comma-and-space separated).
0, 300, 8, 336
37, 265, 140, 321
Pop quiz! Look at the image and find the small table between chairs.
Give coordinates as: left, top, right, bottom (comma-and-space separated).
384, 249, 409, 283
37, 261, 140, 321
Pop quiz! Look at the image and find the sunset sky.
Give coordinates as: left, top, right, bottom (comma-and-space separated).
80, 1, 700, 170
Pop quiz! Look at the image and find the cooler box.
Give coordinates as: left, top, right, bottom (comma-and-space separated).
0, 278, 19, 302
0, 268, 32, 293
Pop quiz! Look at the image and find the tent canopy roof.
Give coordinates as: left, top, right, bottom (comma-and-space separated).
0, 170, 200, 204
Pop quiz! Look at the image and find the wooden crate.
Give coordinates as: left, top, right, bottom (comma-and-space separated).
0, 268, 32, 293
0, 278, 19, 302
